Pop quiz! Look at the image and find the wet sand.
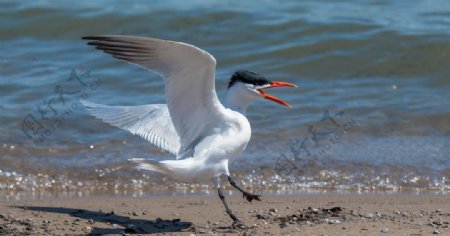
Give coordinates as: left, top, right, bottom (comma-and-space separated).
0, 193, 448, 235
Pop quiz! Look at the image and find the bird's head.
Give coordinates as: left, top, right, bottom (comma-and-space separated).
227, 70, 297, 109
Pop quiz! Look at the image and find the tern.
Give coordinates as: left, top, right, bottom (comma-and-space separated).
81, 35, 297, 226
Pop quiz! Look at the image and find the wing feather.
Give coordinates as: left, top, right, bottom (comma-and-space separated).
83, 35, 228, 155
80, 99, 181, 156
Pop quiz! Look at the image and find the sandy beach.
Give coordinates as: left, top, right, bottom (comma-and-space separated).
0, 193, 448, 235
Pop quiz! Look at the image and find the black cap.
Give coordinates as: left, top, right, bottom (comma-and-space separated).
228, 70, 272, 88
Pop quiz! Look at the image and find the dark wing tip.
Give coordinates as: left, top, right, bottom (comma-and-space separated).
82, 36, 108, 41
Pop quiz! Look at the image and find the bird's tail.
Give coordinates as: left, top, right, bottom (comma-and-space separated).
129, 158, 199, 182
129, 158, 170, 174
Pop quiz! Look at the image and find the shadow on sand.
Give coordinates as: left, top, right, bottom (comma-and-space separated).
14, 206, 192, 234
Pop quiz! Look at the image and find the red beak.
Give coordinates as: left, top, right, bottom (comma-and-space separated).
257, 81, 298, 108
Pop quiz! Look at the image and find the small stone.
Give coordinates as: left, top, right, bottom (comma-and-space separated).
364, 213, 374, 218
381, 227, 389, 233
88, 219, 94, 224
286, 206, 291, 209
328, 219, 340, 224
394, 210, 401, 215
86, 226, 92, 230
433, 229, 440, 234
112, 224, 118, 227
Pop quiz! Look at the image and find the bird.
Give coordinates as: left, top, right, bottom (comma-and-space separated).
80, 35, 297, 227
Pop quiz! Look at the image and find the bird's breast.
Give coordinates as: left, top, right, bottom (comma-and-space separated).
194, 111, 251, 162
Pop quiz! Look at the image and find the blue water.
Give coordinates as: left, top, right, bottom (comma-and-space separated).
1, 0, 449, 199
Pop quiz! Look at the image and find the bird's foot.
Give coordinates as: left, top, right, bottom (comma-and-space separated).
226, 210, 246, 229
242, 192, 261, 202
231, 220, 247, 229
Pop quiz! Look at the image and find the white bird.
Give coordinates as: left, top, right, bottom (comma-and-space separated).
81, 35, 297, 226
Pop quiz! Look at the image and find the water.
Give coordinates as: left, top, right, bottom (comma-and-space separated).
1, 0, 450, 200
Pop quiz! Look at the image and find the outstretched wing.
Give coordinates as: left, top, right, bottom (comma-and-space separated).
83, 35, 229, 154
80, 99, 181, 156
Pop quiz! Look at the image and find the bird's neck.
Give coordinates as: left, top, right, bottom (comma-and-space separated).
223, 88, 252, 115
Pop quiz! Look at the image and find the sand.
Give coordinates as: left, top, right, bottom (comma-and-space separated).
0, 193, 448, 235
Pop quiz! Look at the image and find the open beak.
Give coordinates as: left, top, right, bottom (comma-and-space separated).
257, 81, 298, 108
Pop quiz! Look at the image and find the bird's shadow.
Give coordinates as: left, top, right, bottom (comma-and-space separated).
13, 206, 192, 235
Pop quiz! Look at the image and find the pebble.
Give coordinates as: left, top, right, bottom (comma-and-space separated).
328, 219, 341, 224
364, 213, 375, 218
381, 227, 389, 233
269, 208, 278, 213
85, 226, 92, 231
88, 219, 94, 224
433, 229, 440, 234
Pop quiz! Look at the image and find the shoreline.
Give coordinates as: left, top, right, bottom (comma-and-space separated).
0, 193, 448, 235
1, 188, 448, 202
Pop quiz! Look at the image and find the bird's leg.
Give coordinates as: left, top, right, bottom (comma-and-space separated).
228, 176, 261, 202
217, 187, 245, 228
